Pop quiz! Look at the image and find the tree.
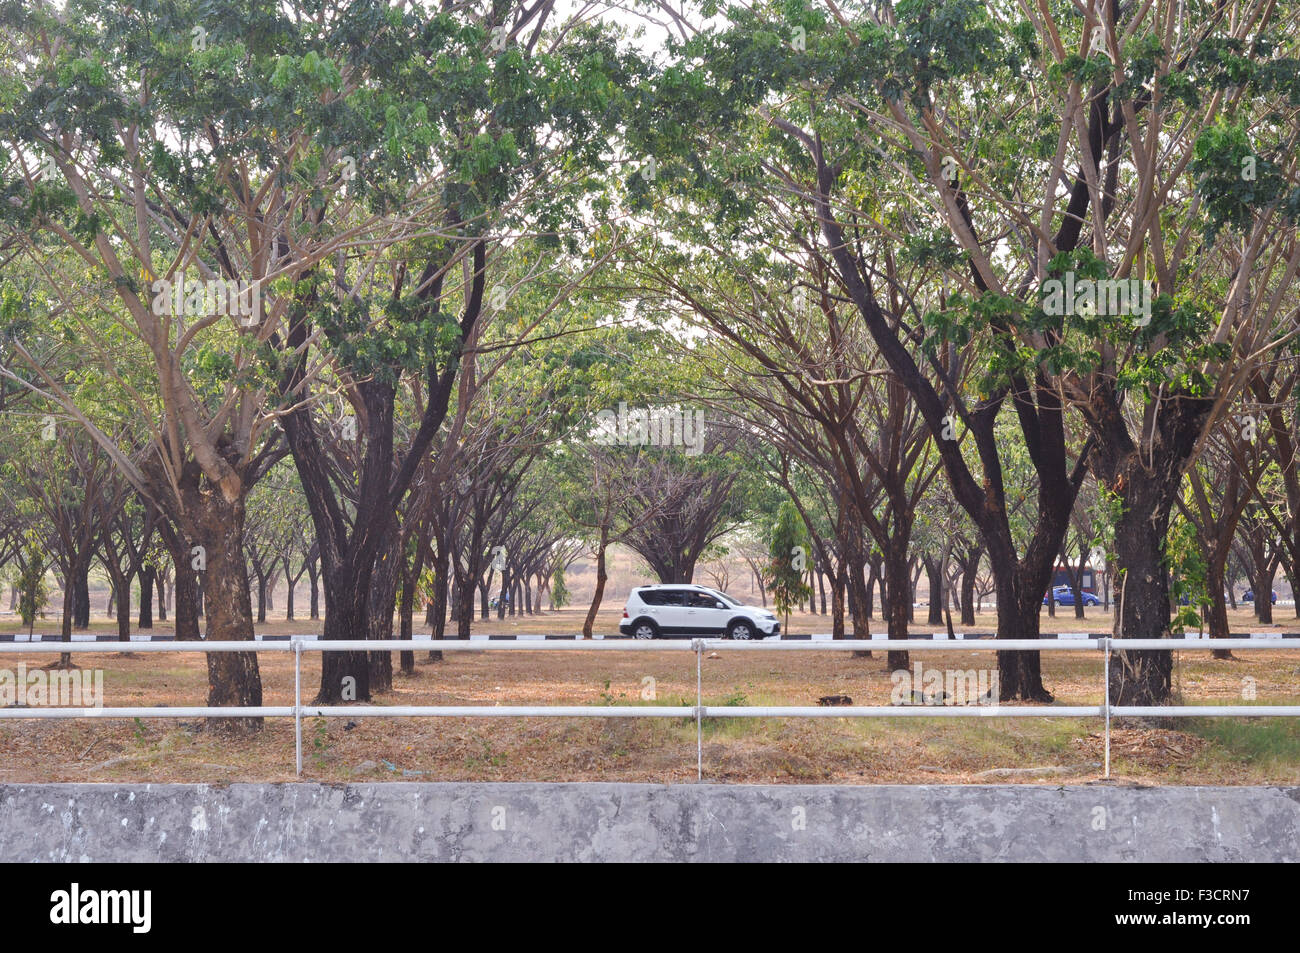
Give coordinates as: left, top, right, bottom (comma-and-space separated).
765, 501, 812, 637
615, 433, 748, 585
851, 3, 1300, 705
0, 0, 354, 725
261, 4, 637, 701
629, 4, 1091, 698
1178, 413, 1261, 657
11, 531, 49, 638
98, 485, 157, 642
3, 419, 119, 667
550, 565, 571, 610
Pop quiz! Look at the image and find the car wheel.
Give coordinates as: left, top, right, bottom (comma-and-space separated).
727, 620, 755, 640
631, 619, 659, 640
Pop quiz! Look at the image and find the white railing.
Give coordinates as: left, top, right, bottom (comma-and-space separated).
1, 637, 1297, 780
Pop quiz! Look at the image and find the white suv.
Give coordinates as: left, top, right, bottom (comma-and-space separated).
619, 584, 780, 640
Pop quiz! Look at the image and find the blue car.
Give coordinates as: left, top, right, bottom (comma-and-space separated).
1242, 589, 1278, 605
1043, 585, 1101, 607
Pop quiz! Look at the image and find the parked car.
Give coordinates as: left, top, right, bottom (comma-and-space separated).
1242, 589, 1278, 604
620, 584, 780, 640
1042, 585, 1101, 607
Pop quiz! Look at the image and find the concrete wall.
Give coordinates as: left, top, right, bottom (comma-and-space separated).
2, 783, 1297, 862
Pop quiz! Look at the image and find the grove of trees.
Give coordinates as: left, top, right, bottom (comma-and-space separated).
1, 0, 1297, 725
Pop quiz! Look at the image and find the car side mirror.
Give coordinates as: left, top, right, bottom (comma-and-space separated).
715, 601, 726, 609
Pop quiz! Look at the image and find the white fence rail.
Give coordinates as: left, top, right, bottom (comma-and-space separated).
1, 637, 1297, 780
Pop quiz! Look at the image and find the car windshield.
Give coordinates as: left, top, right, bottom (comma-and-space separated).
703, 588, 741, 607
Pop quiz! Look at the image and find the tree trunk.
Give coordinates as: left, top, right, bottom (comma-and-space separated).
842, 542, 872, 656
925, 555, 943, 625
1108, 487, 1175, 707
138, 564, 155, 629
56, 559, 84, 668
399, 569, 416, 676
960, 564, 977, 626
1071, 548, 1087, 620
908, 557, 922, 623
254, 570, 268, 623
864, 564, 877, 620
308, 557, 320, 620
319, 580, 370, 704
399, 541, 425, 675
366, 540, 403, 694
191, 491, 263, 733
157, 521, 200, 640
428, 539, 449, 662
171, 563, 197, 638
582, 526, 609, 639
1251, 545, 1276, 624
73, 566, 90, 629
114, 574, 131, 642
882, 538, 910, 671
456, 560, 480, 640
985, 531, 1053, 703
1205, 535, 1234, 660
284, 572, 296, 622
830, 567, 846, 640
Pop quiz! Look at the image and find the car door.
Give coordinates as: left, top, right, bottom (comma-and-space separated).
684, 591, 729, 634
654, 589, 690, 635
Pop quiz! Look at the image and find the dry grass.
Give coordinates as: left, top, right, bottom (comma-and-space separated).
3, 612, 1299, 785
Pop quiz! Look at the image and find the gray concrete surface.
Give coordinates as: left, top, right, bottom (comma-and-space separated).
2, 783, 1297, 861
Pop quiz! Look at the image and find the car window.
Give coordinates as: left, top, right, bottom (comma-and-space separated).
687, 592, 721, 608
637, 588, 688, 606
642, 590, 691, 605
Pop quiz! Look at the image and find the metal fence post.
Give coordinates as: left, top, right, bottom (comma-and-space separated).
1103, 637, 1111, 780
294, 638, 303, 777
695, 638, 703, 782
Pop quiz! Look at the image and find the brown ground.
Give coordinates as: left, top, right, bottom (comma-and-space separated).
2, 606, 1298, 786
